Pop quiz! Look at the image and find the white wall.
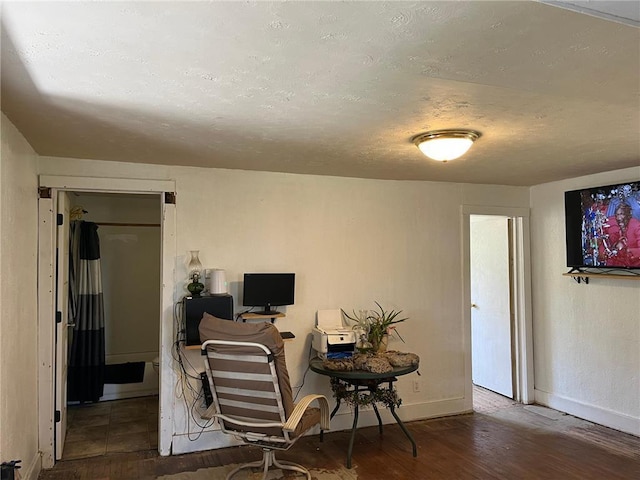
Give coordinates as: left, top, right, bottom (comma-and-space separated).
38, 156, 530, 452
0, 114, 40, 479
531, 166, 640, 435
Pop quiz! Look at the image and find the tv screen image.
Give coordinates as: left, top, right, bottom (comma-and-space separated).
242, 273, 295, 315
565, 181, 640, 269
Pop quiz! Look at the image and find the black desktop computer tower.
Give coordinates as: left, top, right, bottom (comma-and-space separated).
184, 295, 233, 345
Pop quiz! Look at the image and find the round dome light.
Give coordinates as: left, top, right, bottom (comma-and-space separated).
413, 129, 481, 162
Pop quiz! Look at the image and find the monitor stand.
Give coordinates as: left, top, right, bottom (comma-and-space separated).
255, 303, 279, 316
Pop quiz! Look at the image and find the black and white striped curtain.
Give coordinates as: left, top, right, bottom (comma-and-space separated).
68, 221, 106, 403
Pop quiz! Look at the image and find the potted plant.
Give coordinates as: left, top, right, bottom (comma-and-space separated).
343, 302, 408, 353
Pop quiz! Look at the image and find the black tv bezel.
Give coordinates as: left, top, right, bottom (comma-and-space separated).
564, 188, 585, 268
564, 180, 640, 270
242, 273, 295, 314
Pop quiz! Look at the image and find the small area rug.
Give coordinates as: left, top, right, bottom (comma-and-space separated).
104, 361, 146, 384
158, 463, 358, 480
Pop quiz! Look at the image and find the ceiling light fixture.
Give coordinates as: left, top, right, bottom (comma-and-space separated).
413, 129, 481, 162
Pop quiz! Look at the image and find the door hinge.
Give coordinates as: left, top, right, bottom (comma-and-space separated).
39, 187, 52, 199
56, 311, 62, 324
57, 213, 64, 226
54, 410, 61, 423
164, 192, 176, 204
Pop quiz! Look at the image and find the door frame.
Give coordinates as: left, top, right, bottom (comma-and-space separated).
37, 176, 176, 467
461, 205, 533, 408
54, 191, 71, 460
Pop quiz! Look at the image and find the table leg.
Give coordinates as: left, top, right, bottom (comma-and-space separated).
389, 406, 417, 457
372, 403, 383, 434
347, 403, 359, 469
330, 398, 341, 419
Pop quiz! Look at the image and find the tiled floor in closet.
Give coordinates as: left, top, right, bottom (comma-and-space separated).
63, 395, 158, 460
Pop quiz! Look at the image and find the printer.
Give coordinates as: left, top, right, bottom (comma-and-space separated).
311, 309, 356, 359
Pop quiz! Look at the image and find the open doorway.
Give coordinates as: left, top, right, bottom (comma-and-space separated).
470, 215, 516, 413
37, 175, 176, 468
462, 206, 533, 414
61, 192, 162, 459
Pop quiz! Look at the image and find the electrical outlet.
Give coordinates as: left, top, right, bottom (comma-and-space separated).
413, 380, 420, 392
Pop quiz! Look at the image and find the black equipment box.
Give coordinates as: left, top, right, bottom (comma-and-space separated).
184, 295, 233, 345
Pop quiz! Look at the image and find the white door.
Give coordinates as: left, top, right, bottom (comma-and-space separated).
470, 215, 513, 398
55, 192, 71, 459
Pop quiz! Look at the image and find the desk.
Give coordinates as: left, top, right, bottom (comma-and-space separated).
309, 357, 418, 468
239, 312, 285, 323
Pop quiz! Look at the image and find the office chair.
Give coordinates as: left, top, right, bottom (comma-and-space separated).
200, 314, 330, 480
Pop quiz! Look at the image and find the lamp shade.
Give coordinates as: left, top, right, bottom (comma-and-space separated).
413, 129, 480, 162
187, 250, 202, 279
187, 250, 204, 297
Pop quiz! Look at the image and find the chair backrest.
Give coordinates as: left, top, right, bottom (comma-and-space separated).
203, 338, 291, 439
200, 313, 296, 440
200, 312, 294, 416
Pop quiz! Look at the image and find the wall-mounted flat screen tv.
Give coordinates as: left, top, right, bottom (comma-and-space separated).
565, 181, 640, 269
242, 273, 295, 315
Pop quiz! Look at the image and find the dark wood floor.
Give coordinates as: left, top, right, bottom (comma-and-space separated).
39, 388, 640, 480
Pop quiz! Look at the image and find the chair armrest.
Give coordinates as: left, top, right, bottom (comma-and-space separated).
201, 403, 285, 429
283, 394, 330, 432
213, 413, 285, 429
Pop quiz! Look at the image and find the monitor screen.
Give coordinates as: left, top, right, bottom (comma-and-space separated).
565, 181, 640, 269
242, 273, 295, 315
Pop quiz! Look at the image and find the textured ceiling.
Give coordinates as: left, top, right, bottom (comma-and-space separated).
1, 1, 639, 186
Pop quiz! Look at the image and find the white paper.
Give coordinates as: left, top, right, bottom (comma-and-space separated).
316, 309, 344, 329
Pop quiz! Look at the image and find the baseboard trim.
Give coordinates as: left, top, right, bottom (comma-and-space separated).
534, 389, 639, 436
328, 396, 468, 432
170, 398, 468, 455
18, 451, 41, 480
99, 388, 159, 402
172, 429, 241, 455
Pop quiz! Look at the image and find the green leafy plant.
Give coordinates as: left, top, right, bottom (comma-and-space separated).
342, 302, 408, 351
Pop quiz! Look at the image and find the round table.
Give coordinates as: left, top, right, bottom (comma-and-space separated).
309, 356, 418, 468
